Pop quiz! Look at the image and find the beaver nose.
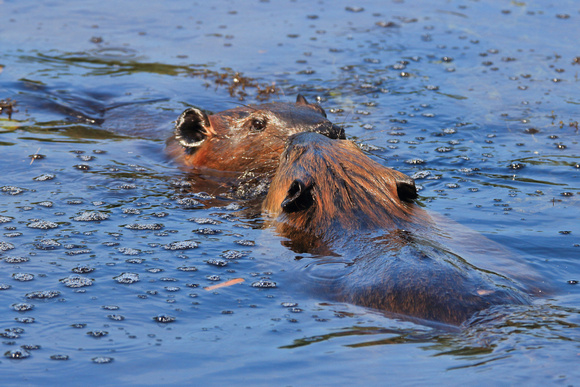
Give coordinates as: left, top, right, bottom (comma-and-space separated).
311, 122, 346, 140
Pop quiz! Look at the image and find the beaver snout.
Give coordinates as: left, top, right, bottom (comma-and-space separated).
311, 122, 345, 140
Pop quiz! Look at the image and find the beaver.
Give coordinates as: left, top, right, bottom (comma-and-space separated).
166, 95, 345, 175
263, 132, 539, 325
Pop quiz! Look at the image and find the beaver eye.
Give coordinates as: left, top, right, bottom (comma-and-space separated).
250, 118, 267, 132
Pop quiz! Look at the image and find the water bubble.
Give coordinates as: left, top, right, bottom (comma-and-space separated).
405, 158, 425, 165
281, 302, 298, 307
113, 273, 140, 284
107, 314, 125, 321
0, 284, 11, 290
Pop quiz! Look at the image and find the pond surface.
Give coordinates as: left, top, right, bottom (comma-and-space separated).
1, 0, 579, 385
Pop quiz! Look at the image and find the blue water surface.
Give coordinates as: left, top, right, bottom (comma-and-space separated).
1, 0, 579, 385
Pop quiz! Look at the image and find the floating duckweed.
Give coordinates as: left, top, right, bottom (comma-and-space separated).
405, 158, 425, 165
0, 241, 15, 251
5, 349, 30, 359
27, 220, 59, 229
252, 279, 277, 288
164, 241, 199, 250
92, 356, 114, 364
72, 265, 95, 274
234, 240, 255, 247
153, 314, 176, 323
189, 217, 220, 225
12, 273, 34, 281
177, 197, 202, 209
207, 259, 228, 267
113, 272, 140, 284
177, 266, 198, 272
117, 247, 141, 255
73, 212, 110, 221
126, 258, 144, 264
15, 317, 34, 323
35, 239, 61, 250
12, 303, 34, 312
59, 275, 93, 288
26, 290, 60, 299
33, 174, 55, 181
194, 228, 222, 235
87, 330, 108, 338
50, 354, 69, 360
2, 256, 29, 263
125, 223, 164, 230
1, 186, 25, 195
221, 250, 245, 260
0, 216, 13, 223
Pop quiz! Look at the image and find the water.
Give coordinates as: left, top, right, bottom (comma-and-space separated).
1, 0, 579, 385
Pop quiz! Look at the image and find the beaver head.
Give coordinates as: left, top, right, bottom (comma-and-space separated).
263, 132, 421, 241
168, 95, 345, 175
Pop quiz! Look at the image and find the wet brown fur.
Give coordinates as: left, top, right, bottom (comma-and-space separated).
263, 132, 429, 240
263, 132, 536, 325
167, 96, 343, 176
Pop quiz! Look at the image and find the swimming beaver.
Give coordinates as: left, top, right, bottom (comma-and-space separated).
263, 132, 538, 325
166, 95, 345, 175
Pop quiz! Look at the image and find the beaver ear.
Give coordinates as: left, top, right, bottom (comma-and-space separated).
296, 94, 327, 118
174, 107, 212, 151
394, 173, 418, 202
281, 179, 314, 213
296, 94, 309, 105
